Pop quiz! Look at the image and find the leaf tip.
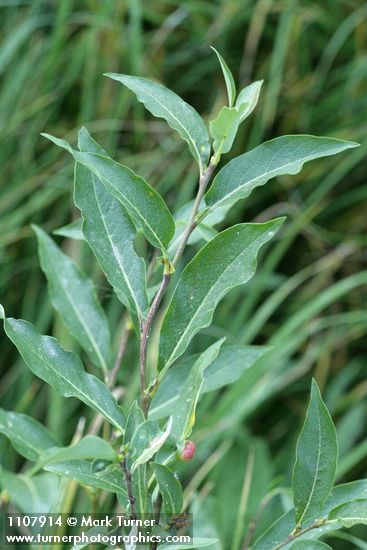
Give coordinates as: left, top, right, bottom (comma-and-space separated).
0, 304, 5, 320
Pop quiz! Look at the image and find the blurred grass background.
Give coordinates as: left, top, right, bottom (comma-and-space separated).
1, 0, 367, 546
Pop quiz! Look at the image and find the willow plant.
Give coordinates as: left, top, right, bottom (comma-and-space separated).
1, 49, 366, 549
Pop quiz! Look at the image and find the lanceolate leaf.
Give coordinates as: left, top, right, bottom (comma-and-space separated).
37, 435, 117, 467
124, 401, 145, 445
328, 499, 367, 528
149, 345, 268, 421
42, 134, 175, 252
205, 135, 359, 210
130, 418, 172, 472
104, 73, 211, 174
151, 463, 183, 514
45, 461, 127, 495
34, 225, 111, 372
0, 408, 59, 461
293, 380, 338, 526
0, 308, 126, 432
0, 469, 59, 514
75, 128, 148, 318
210, 105, 245, 156
158, 219, 284, 371
168, 339, 225, 442
211, 47, 236, 107
235, 80, 263, 122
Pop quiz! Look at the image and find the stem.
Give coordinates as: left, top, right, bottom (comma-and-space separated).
150, 492, 163, 550
271, 519, 328, 550
120, 458, 137, 520
139, 159, 217, 415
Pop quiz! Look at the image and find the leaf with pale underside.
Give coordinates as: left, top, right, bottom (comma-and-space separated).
205, 135, 359, 210
328, 498, 367, 528
0, 307, 126, 432
104, 73, 210, 173
293, 380, 338, 526
235, 80, 263, 122
130, 418, 172, 472
151, 463, 183, 514
211, 47, 236, 107
42, 133, 175, 253
158, 219, 284, 372
75, 128, 148, 318
34, 225, 111, 372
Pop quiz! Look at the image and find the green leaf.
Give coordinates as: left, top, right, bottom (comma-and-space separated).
37, 435, 117, 468
158, 219, 284, 371
289, 542, 332, 549
75, 128, 148, 318
54, 219, 83, 240
45, 460, 127, 495
211, 47, 236, 107
34, 225, 111, 372
0, 468, 59, 514
157, 539, 218, 550
293, 380, 338, 526
104, 73, 211, 174
130, 418, 172, 472
329, 499, 367, 528
205, 135, 359, 210
235, 80, 263, 122
151, 463, 183, 514
150, 345, 268, 421
0, 407, 59, 461
42, 133, 175, 253
124, 401, 145, 445
209, 105, 245, 156
169, 339, 225, 442
0, 308, 126, 432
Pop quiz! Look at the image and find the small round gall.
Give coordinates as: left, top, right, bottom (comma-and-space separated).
180, 440, 196, 461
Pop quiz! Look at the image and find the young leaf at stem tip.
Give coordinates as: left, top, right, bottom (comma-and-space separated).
158, 219, 284, 372
75, 128, 149, 320
33, 225, 112, 373
211, 46, 236, 107
292, 379, 338, 526
104, 73, 211, 174
41, 133, 175, 253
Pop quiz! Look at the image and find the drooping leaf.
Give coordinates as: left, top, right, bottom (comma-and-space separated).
42, 133, 175, 252
158, 219, 284, 371
289, 542, 332, 549
104, 73, 210, 173
0, 407, 59, 461
54, 219, 83, 240
235, 80, 263, 122
293, 380, 338, 526
75, 128, 148, 318
205, 136, 359, 210
168, 339, 225, 442
0, 307, 125, 432
34, 225, 111, 372
328, 499, 367, 528
211, 47, 236, 107
209, 105, 246, 156
151, 463, 183, 514
150, 345, 268, 421
130, 418, 172, 472
45, 460, 127, 495
0, 468, 59, 514
37, 435, 117, 467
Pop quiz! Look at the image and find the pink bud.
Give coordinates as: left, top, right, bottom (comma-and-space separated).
180, 440, 196, 461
